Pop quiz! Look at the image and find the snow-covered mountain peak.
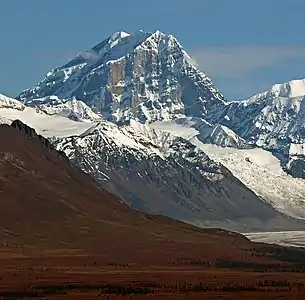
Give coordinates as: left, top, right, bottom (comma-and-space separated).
17, 30, 225, 123
246, 79, 305, 104
87, 30, 168, 64
269, 79, 305, 99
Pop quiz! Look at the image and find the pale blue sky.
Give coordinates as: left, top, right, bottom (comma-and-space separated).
0, 0, 304, 99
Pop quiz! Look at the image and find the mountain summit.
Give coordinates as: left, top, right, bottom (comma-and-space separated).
266, 79, 305, 99
17, 30, 224, 124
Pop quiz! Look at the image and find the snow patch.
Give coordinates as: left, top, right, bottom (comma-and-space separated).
0, 106, 97, 138
245, 231, 305, 248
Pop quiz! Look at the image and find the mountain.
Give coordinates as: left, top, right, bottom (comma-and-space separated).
204, 79, 305, 178
24, 95, 101, 122
0, 93, 25, 110
17, 30, 224, 124
10, 30, 305, 231
0, 119, 288, 263
210, 79, 305, 146
15, 31, 305, 160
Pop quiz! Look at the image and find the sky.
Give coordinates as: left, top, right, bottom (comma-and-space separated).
0, 0, 304, 100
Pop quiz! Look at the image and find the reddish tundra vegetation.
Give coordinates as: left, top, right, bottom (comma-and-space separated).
1, 121, 305, 299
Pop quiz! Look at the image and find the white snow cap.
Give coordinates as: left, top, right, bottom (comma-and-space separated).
269, 79, 305, 98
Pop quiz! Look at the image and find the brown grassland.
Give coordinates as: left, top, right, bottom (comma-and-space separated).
2, 253, 305, 299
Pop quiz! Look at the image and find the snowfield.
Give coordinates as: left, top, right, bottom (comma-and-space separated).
0, 107, 97, 137
245, 231, 305, 248
196, 143, 305, 219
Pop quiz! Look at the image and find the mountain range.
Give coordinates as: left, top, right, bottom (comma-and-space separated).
4, 118, 305, 289
1, 29, 305, 233
0, 119, 255, 261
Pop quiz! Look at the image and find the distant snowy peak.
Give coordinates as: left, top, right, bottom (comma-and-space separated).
268, 79, 305, 99
24, 96, 101, 122
0, 94, 25, 124
200, 78, 305, 178
247, 79, 305, 104
199, 123, 249, 148
208, 77, 305, 143
17, 30, 225, 124
108, 31, 131, 44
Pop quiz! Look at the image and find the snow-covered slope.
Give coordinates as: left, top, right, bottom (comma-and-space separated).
149, 120, 305, 220
0, 99, 96, 137
245, 231, 305, 248
23, 95, 101, 122
0, 93, 25, 110
196, 144, 305, 220
257, 79, 305, 99
17, 30, 224, 123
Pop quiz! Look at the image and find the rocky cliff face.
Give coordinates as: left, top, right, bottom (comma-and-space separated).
17, 30, 224, 124
10, 119, 69, 161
